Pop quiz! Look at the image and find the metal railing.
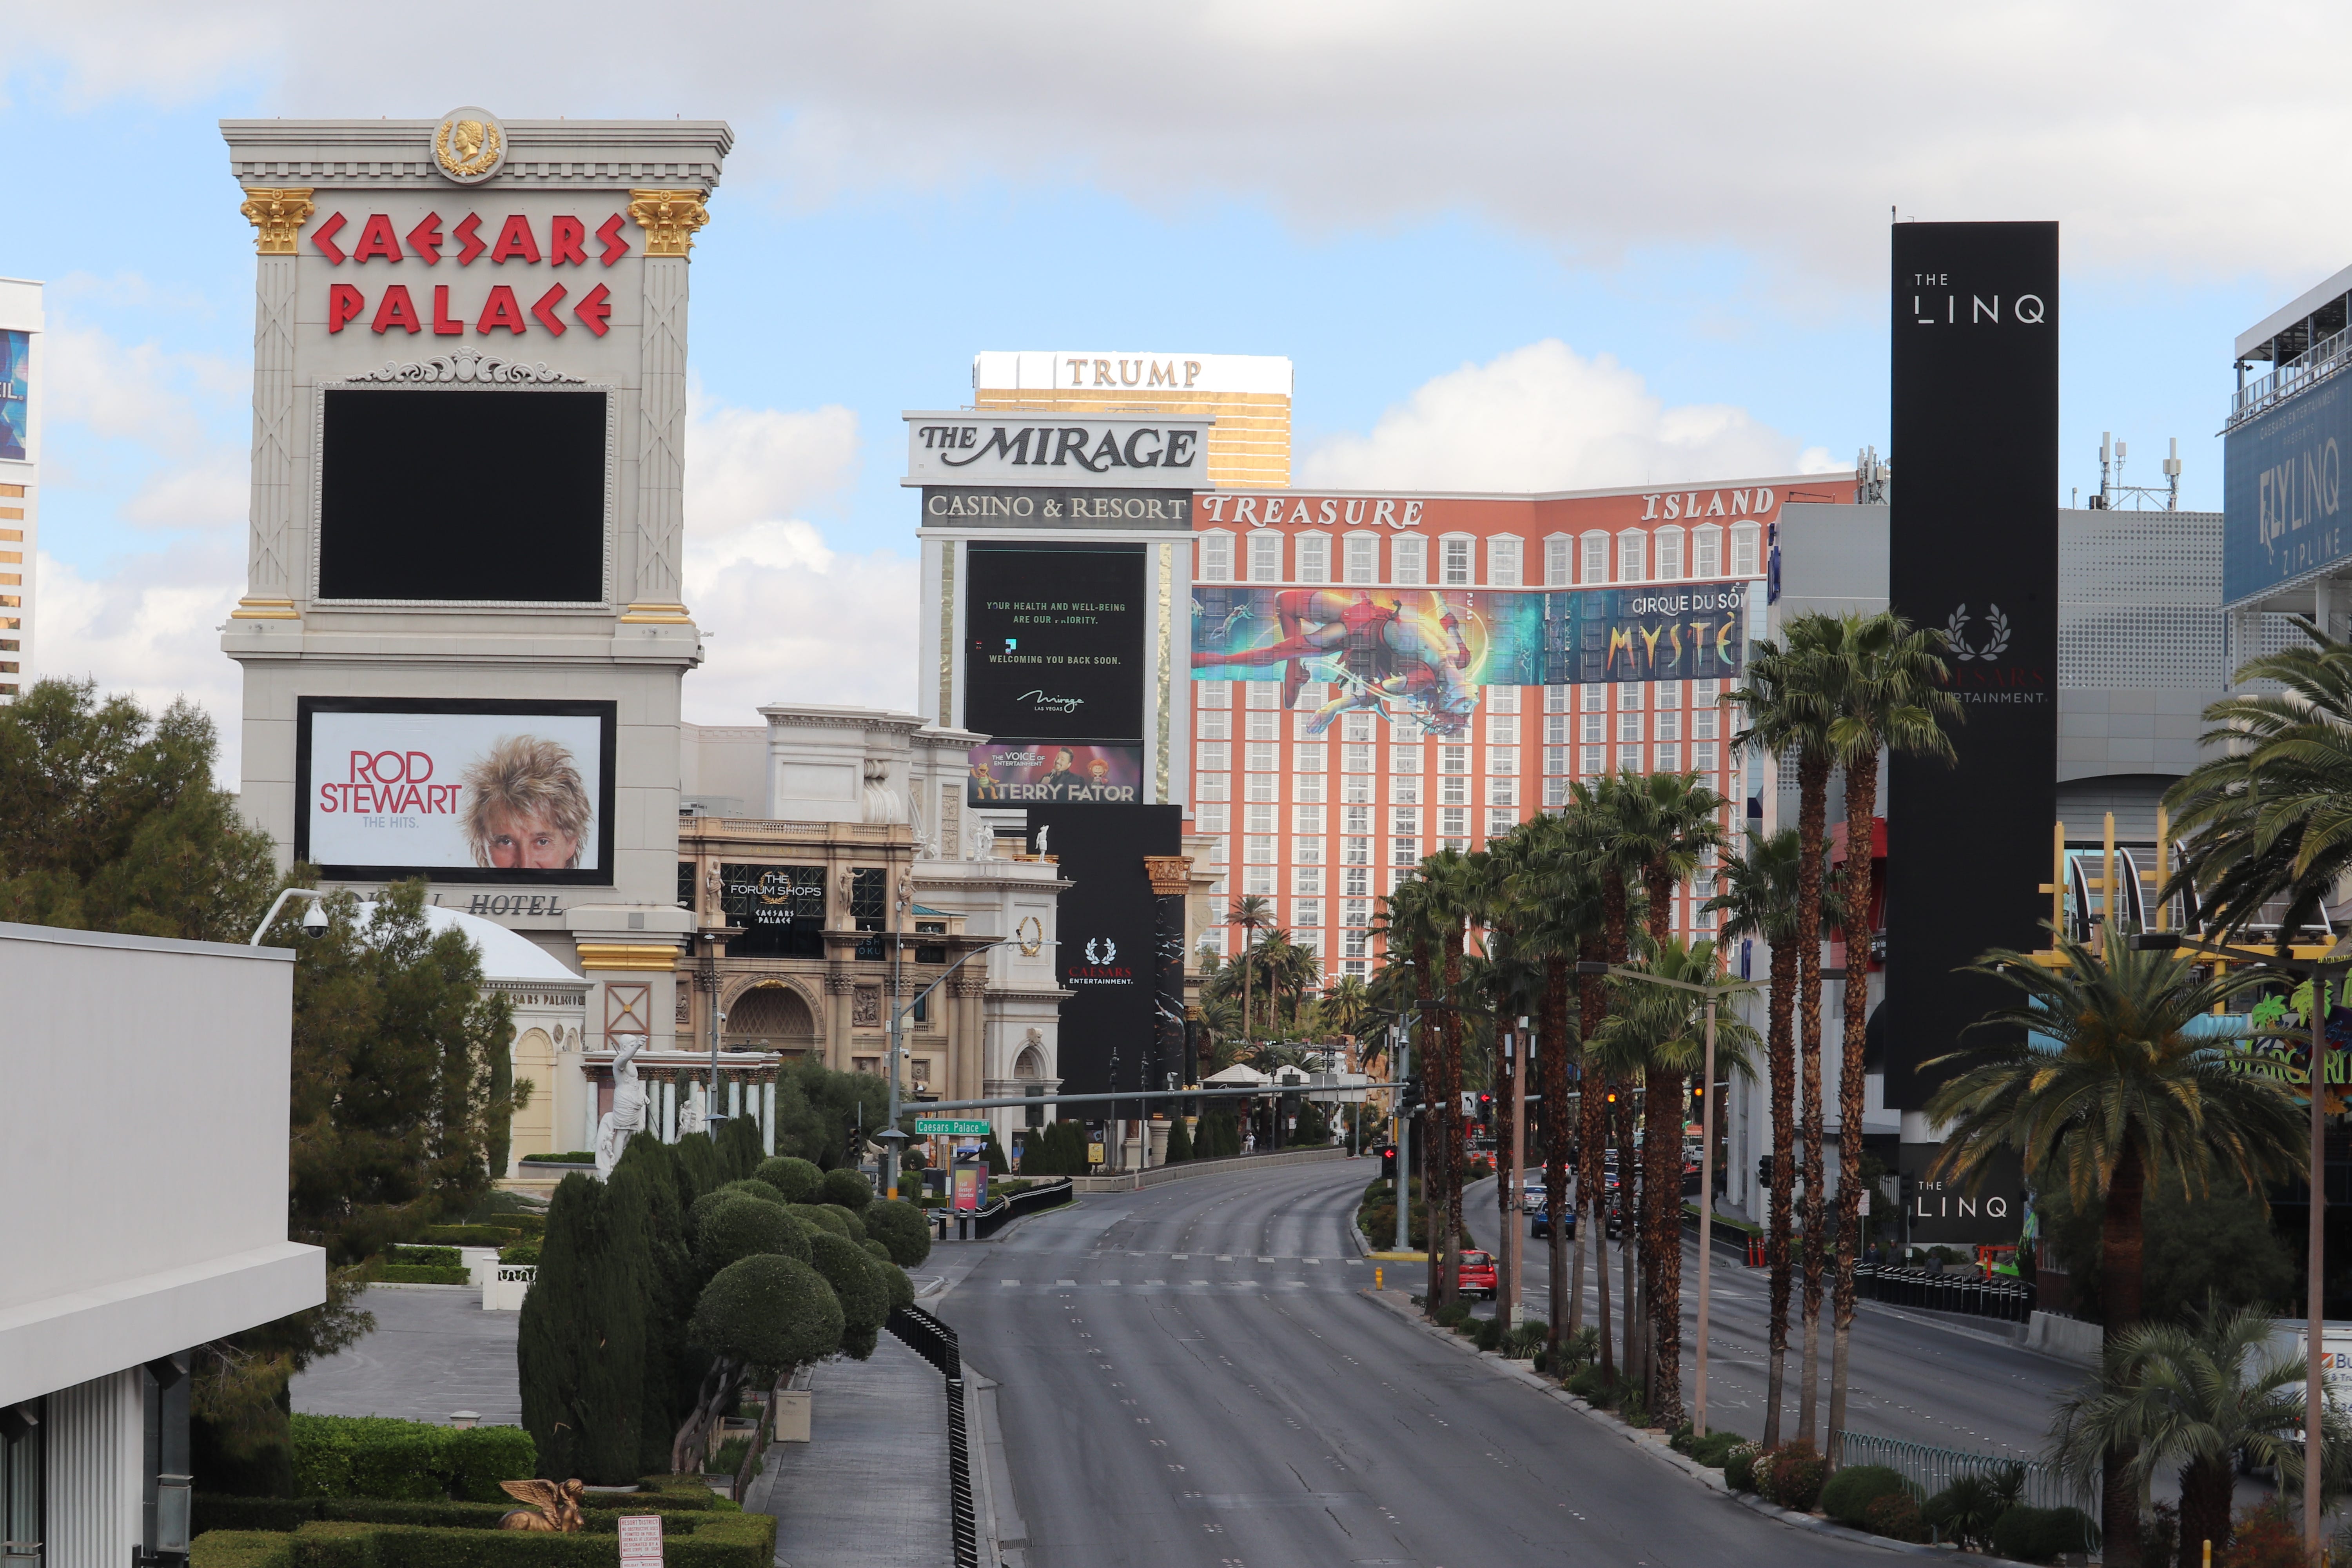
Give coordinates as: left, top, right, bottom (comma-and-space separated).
973, 1177, 1074, 1238
887, 1305, 978, 1568
1853, 1263, 2034, 1323
1838, 1431, 2098, 1525
2231, 323, 2352, 429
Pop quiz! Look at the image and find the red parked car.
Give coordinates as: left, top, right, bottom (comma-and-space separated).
1457, 1250, 1498, 1300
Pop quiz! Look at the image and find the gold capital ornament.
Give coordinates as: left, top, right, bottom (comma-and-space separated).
240, 188, 316, 255
627, 189, 711, 258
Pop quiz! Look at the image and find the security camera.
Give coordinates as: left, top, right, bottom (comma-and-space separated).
300, 902, 330, 936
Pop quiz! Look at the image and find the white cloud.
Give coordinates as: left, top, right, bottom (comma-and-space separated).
1299, 339, 1840, 493
20, 2, 2352, 286
42, 316, 249, 532
679, 393, 916, 721
683, 389, 858, 537
31, 544, 247, 779
681, 521, 919, 723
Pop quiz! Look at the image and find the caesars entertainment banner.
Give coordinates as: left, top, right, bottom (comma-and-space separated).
964, 541, 1147, 804
1189, 583, 1749, 734
1884, 221, 2059, 1111
295, 697, 617, 882
1027, 804, 1183, 1099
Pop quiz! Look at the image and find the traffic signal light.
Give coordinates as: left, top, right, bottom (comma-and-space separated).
1757, 1156, 1772, 1187
1378, 1143, 1398, 1181
1406, 1074, 1426, 1111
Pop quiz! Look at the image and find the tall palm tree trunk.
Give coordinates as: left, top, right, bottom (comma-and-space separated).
1616, 1082, 1645, 1391
1644, 1064, 1687, 1426
1544, 955, 1575, 1350
1438, 937, 1468, 1308
1827, 757, 1878, 1459
1795, 748, 1831, 1444
2101, 1143, 2147, 1568
1578, 945, 1613, 1379
1762, 932, 1799, 1449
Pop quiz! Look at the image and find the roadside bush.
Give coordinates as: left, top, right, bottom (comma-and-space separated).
1752, 1441, 1827, 1512
1863, 1493, 1928, 1543
1471, 1317, 1504, 1352
1434, 1301, 1472, 1328
2227, 1504, 2302, 1568
688, 1254, 843, 1371
2031, 1506, 2100, 1561
1722, 1442, 1762, 1492
1820, 1464, 1909, 1529
190, 1503, 776, 1568
865, 1241, 916, 1313
819, 1167, 873, 1213
383, 1245, 461, 1267
1564, 1366, 1615, 1408
695, 1196, 812, 1273
1681, 1430, 1743, 1470
288, 1415, 534, 1502
862, 1200, 933, 1267
497, 1241, 541, 1266
1503, 1319, 1547, 1360
754, 1156, 824, 1204
806, 1231, 890, 1361
1922, 1473, 2006, 1551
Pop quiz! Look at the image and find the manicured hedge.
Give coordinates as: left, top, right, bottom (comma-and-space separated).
376, 1265, 472, 1285
192, 1509, 773, 1568
419, 1226, 523, 1248
385, 1246, 463, 1267
194, 1490, 721, 1539
289, 1416, 534, 1502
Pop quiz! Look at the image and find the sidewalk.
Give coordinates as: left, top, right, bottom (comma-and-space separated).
750, 1332, 951, 1568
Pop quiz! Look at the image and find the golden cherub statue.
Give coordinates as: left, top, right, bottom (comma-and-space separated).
496, 1479, 586, 1532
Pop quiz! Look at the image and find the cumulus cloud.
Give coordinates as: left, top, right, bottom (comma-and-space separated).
42, 316, 249, 531
1300, 339, 1842, 493
18, 1, 2352, 285
679, 393, 916, 722
32, 543, 248, 777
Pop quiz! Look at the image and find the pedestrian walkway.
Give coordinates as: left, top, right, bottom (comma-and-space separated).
751, 1331, 950, 1568
290, 1286, 521, 1426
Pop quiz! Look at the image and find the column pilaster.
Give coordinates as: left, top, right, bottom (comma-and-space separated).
622, 189, 709, 623
233, 189, 311, 621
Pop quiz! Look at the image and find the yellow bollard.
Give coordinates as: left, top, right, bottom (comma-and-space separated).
2201, 1540, 2210, 1568
1375, 1267, 1385, 1291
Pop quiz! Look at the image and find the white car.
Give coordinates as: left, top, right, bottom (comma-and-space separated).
1521, 1173, 1548, 1212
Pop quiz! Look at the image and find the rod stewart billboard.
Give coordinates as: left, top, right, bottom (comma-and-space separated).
1884, 221, 2059, 1111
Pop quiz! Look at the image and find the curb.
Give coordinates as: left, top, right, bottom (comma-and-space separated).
1356, 1288, 2036, 1564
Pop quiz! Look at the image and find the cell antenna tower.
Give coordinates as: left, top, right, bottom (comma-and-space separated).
2091, 431, 2183, 511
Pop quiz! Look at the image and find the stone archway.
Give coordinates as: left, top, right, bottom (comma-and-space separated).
722, 977, 821, 1053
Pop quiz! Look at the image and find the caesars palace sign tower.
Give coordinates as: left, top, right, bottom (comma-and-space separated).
221, 110, 731, 1052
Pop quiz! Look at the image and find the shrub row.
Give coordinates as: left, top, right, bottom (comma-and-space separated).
191, 1506, 773, 1568
419, 1225, 537, 1247
194, 1490, 720, 1537
384, 1246, 462, 1267
289, 1416, 534, 1503
375, 1265, 472, 1285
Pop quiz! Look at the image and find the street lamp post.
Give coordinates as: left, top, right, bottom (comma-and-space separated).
2132, 927, 2352, 1558
885, 932, 1053, 1201
1578, 958, 1755, 1437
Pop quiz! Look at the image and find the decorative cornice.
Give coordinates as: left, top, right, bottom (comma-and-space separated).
620, 601, 694, 624
221, 120, 733, 192
240, 188, 314, 255
628, 189, 710, 258
575, 942, 683, 972
229, 596, 301, 621
1144, 855, 1195, 896
350, 344, 583, 386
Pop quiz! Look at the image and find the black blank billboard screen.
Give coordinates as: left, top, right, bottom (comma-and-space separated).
319, 389, 607, 602
964, 543, 1147, 741
1027, 804, 1183, 1098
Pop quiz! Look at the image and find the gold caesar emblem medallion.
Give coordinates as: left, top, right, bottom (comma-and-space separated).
433, 107, 508, 185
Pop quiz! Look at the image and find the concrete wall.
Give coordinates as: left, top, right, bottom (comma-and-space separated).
0, 923, 324, 1407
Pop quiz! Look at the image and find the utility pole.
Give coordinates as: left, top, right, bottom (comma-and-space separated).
1509, 1015, 1530, 1328
1393, 1022, 1413, 1255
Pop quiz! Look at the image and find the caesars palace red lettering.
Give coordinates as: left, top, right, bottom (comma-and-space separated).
310, 209, 628, 339
315, 749, 463, 815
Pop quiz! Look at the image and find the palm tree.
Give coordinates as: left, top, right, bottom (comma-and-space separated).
1374, 876, 1456, 1307
1704, 826, 1802, 1446
1419, 847, 1485, 1309
1729, 617, 1844, 1442
1818, 610, 1960, 1458
1225, 894, 1273, 1045
1926, 927, 2305, 1568
1589, 936, 1756, 1425
1322, 973, 1374, 1060
2051, 1300, 2325, 1568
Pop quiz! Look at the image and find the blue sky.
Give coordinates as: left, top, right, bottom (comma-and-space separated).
4, 4, 2322, 766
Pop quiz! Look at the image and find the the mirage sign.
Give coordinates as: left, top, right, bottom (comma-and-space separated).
904, 411, 1214, 489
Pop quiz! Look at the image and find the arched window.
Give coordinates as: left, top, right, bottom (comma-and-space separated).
1199, 529, 1234, 582
1249, 531, 1284, 582
1615, 529, 1647, 583
1692, 524, 1724, 579
1015, 1045, 1046, 1080
1296, 531, 1330, 584
1653, 526, 1685, 581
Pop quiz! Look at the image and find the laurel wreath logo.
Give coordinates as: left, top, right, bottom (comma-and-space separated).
1944, 603, 2013, 662
435, 117, 503, 180
1085, 937, 1118, 965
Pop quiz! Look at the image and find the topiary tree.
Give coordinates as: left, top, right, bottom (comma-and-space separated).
682, 1253, 843, 1464
820, 1165, 874, 1213
755, 1154, 824, 1203
695, 1195, 812, 1274
982, 1131, 1009, 1175
819, 1203, 867, 1243
864, 1240, 916, 1313
612, 1134, 701, 1477
863, 1200, 933, 1267
517, 1169, 652, 1485
674, 1130, 725, 1199
1162, 1116, 1193, 1164
808, 1230, 890, 1361
715, 1177, 786, 1207
715, 1114, 763, 1180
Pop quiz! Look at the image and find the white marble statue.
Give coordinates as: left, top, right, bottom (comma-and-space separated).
594, 1033, 650, 1179
678, 1083, 708, 1138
